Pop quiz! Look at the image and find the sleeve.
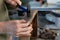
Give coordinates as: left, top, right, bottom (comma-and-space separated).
0, 0, 10, 22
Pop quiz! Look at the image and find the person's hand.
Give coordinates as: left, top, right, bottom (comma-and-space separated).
4, 20, 33, 37
5, 0, 22, 7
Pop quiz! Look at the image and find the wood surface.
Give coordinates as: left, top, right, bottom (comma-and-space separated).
19, 10, 38, 40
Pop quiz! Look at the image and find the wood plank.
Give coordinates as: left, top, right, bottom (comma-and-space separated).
19, 10, 38, 40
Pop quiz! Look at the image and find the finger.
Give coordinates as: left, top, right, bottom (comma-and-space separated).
10, 1, 17, 6
16, 27, 28, 33
16, 25, 33, 36
16, 32, 31, 37
15, 20, 27, 28
10, 20, 26, 23
16, 23, 28, 28
27, 24, 33, 32
26, 22, 32, 27
19, 20, 27, 23
16, 26, 33, 32
5, 0, 17, 6
16, 34, 31, 37
15, 20, 26, 23
14, 0, 22, 5
19, 33, 31, 37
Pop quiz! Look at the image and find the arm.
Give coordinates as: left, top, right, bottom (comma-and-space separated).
0, 22, 7, 33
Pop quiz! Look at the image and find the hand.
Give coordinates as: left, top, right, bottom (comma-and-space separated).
4, 20, 33, 37
5, 0, 22, 7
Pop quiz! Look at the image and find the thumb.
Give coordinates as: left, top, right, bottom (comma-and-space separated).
14, 0, 22, 5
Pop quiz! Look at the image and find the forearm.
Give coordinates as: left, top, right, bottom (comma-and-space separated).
0, 22, 7, 33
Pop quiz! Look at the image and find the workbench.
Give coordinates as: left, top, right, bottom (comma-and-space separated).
29, 1, 60, 11
29, 1, 60, 40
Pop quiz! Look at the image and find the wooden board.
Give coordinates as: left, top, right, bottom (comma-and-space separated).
19, 10, 38, 40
